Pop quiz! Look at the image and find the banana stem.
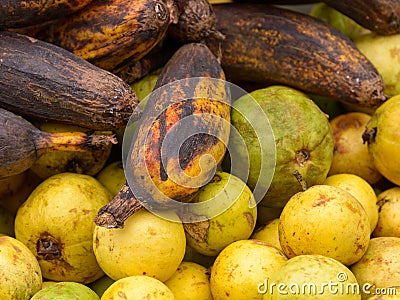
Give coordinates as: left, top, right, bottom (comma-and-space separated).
94, 183, 144, 228
35, 131, 117, 155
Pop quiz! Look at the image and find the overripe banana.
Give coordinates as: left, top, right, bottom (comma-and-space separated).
167, 0, 222, 42
0, 108, 117, 178
94, 43, 230, 228
0, 31, 137, 131
0, 0, 93, 29
31, 0, 176, 71
206, 3, 387, 111
323, 0, 400, 36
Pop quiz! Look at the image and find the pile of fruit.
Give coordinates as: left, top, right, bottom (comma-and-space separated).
1, 0, 400, 299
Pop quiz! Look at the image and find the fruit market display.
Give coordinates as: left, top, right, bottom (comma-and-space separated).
1, 0, 400, 299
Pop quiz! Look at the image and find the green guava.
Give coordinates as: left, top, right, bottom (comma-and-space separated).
30, 282, 99, 300
229, 85, 334, 208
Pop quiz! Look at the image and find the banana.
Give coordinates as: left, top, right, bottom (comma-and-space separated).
167, 0, 223, 42
0, 107, 117, 178
0, 0, 93, 29
29, 122, 114, 180
206, 3, 387, 111
31, 0, 176, 71
323, 0, 400, 36
0, 31, 137, 131
94, 43, 230, 228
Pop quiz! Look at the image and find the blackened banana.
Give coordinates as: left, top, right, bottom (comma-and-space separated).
207, 3, 387, 111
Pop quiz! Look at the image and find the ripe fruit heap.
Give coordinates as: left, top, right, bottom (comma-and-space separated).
1, 1, 400, 299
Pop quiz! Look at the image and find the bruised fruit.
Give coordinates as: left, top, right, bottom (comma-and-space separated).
210, 239, 288, 300
262, 254, 361, 299
328, 112, 382, 185
101, 275, 174, 300
93, 209, 186, 282
350, 237, 400, 299
183, 171, 257, 256
363, 95, 400, 186
31, 282, 100, 300
323, 173, 379, 233
373, 187, 400, 238
0, 235, 42, 300
14, 173, 112, 284
229, 85, 334, 208
164, 261, 213, 300
279, 185, 370, 265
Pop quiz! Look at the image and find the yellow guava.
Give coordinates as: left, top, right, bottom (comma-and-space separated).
183, 171, 257, 256
0, 235, 42, 299
350, 237, 400, 300
210, 239, 288, 300
93, 209, 186, 282
373, 187, 400, 237
328, 112, 382, 185
323, 173, 379, 233
279, 184, 370, 265
101, 275, 174, 300
164, 261, 213, 300
262, 254, 361, 299
251, 218, 282, 252
14, 172, 112, 284
363, 95, 400, 186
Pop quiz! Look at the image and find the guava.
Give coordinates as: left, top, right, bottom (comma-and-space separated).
101, 275, 174, 300
96, 161, 125, 197
328, 112, 382, 185
363, 95, 400, 186
355, 33, 400, 97
31, 282, 100, 300
262, 254, 361, 299
30, 122, 113, 179
350, 237, 400, 300
251, 218, 282, 252
210, 239, 288, 300
323, 173, 379, 233
373, 187, 400, 237
279, 184, 370, 265
183, 171, 257, 256
164, 261, 213, 300
229, 85, 334, 208
310, 3, 369, 41
14, 172, 112, 284
0, 235, 42, 299
93, 209, 186, 282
